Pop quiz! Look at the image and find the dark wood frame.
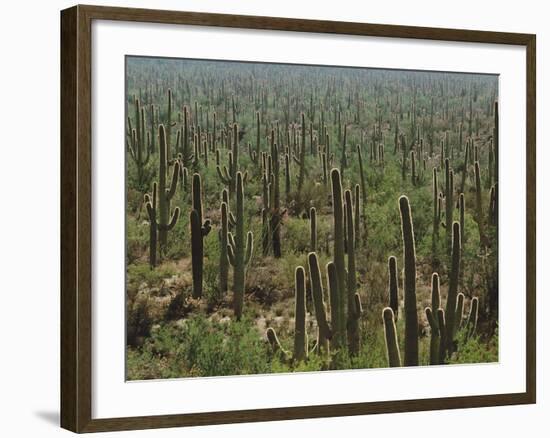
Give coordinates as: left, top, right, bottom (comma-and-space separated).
61, 4, 536, 433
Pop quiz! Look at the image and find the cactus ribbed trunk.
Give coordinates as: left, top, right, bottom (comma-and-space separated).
398, 195, 418, 366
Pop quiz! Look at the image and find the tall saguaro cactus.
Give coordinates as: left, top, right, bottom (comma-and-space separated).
432, 167, 439, 254
157, 124, 180, 254
344, 189, 361, 354
398, 195, 418, 366
444, 222, 461, 355
293, 266, 307, 362
190, 173, 211, 298
330, 168, 347, 348
228, 172, 254, 320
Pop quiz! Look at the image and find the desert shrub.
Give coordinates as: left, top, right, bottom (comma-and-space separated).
127, 315, 271, 379
449, 327, 499, 365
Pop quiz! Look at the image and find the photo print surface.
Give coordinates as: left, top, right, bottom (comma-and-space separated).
125, 56, 499, 380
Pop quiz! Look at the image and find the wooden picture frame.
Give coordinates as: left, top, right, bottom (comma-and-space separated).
61, 4, 536, 433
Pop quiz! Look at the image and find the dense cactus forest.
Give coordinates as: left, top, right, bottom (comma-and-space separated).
125, 57, 499, 380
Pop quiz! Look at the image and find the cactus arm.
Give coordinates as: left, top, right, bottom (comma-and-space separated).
266, 328, 290, 362
227, 243, 236, 266
202, 219, 212, 236
308, 252, 332, 342
166, 162, 179, 200
466, 296, 479, 338
162, 207, 180, 231
216, 165, 231, 184
244, 231, 254, 265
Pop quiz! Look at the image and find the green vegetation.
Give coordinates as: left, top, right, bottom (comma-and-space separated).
125, 57, 499, 380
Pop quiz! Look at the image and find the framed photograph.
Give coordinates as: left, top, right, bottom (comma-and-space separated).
60, 5, 536, 433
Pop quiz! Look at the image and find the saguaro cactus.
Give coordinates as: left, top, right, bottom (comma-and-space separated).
217, 123, 243, 198
190, 173, 211, 298
308, 252, 331, 354
157, 124, 180, 254
219, 201, 229, 294
432, 167, 439, 253
425, 273, 441, 364
357, 145, 367, 211
444, 222, 461, 355
382, 307, 401, 367
353, 184, 361, 248
345, 189, 361, 354
309, 207, 317, 252
330, 168, 347, 348
398, 195, 418, 366
127, 98, 150, 187
444, 159, 454, 250
165, 89, 176, 161
228, 172, 254, 320
293, 266, 307, 362
269, 135, 283, 258
474, 161, 487, 247
144, 180, 179, 269
249, 111, 261, 164
294, 112, 307, 193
